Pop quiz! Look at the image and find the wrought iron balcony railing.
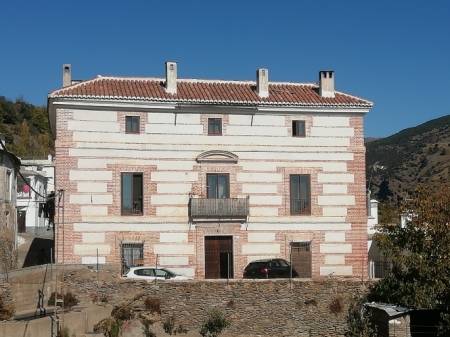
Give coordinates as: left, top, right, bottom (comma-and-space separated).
189, 197, 249, 219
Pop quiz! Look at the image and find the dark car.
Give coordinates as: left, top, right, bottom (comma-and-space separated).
243, 258, 299, 279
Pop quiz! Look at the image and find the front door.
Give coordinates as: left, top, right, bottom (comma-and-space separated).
205, 236, 233, 279
17, 210, 26, 233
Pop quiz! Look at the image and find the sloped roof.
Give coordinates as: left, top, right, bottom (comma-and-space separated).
48, 76, 373, 108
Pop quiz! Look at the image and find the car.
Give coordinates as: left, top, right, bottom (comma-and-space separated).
243, 258, 299, 279
123, 266, 193, 281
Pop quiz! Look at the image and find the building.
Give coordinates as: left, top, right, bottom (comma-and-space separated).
17, 155, 55, 235
47, 62, 373, 278
0, 134, 21, 272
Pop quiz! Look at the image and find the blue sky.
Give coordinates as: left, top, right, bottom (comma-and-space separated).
1, 1, 449, 138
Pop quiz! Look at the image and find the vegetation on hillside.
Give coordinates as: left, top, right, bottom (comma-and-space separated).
0, 95, 53, 158
366, 114, 450, 203
370, 186, 450, 332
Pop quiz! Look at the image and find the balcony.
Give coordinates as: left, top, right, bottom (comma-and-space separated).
189, 197, 249, 221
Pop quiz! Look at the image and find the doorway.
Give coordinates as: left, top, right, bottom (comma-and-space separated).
291, 241, 312, 278
17, 210, 26, 233
204, 236, 233, 279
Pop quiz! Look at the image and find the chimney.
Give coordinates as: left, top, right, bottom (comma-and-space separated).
165, 61, 177, 94
319, 71, 335, 98
0, 134, 5, 150
256, 68, 269, 98
63, 64, 72, 87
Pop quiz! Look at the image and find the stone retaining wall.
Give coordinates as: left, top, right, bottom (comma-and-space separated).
2, 266, 373, 336
67, 276, 371, 336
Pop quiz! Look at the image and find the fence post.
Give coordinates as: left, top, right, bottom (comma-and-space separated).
289, 241, 293, 288
97, 249, 99, 285
227, 253, 230, 285
155, 254, 158, 284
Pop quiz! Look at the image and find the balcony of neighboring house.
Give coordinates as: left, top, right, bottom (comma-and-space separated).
17, 181, 31, 199
189, 197, 249, 221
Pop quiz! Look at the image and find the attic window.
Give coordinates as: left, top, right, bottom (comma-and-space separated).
208, 118, 222, 136
292, 121, 305, 137
126, 116, 140, 134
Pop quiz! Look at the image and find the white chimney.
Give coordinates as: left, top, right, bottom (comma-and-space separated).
0, 134, 6, 150
256, 68, 269, 98
63, 64, 72, 87
165, 61, 177, 94
319, 71, 335, 98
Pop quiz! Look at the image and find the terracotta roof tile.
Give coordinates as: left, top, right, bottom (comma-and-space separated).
48, 77, 373, 108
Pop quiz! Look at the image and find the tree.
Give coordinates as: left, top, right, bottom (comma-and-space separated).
371, 185, 450, 330
15, 119, 31, 157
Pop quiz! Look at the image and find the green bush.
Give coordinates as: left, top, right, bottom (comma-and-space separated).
199, 309, 230, 337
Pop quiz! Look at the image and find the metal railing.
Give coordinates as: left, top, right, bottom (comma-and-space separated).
369, 260, 393, 279
290, 198, 310, 214
189, 197, 249, 218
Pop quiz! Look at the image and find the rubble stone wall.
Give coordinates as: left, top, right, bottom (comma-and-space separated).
3, 266, 373, 336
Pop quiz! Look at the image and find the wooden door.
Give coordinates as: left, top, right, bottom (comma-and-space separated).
291, 242, 312, 278
17, 210, 26, 233
205, 236, 233, 279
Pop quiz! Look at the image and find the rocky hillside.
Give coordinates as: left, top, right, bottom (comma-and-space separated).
366, 115, 450, 203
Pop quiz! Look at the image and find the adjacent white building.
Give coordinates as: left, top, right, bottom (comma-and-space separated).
17, 155, 55, 235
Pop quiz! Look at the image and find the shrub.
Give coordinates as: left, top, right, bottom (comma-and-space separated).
0, 291, 15, 320
163, 314, 176, 335
112, 304, 133, 321
145, 297, 161, 315
199, 309, 230, 337
47, 292, 79, 309
162, 314, 187, 335
329, 297, 343, 314
345, 295, 377, 337
91, 293, 108, 303
57, 326, 76, 337
94, 317, 122, 337
141, 318, 156, 337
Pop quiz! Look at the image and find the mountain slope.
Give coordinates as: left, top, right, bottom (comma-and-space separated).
0, 95, 53, 158
366, 115, 450, 202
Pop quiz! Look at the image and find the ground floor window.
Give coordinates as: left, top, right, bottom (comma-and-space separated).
121, 242, 144, 275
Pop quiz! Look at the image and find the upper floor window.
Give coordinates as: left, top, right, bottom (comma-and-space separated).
126, 116, 140, 134
292, 120, 305, 137
208, 118, 222, 135
121, 173, 143, 215
207, 173, 229, 198
290, 174, 310, 215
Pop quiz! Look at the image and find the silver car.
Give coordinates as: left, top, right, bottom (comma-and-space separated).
123, 266, 193, 281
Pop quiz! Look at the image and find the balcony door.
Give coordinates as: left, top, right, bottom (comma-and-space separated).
207, 174, 229, 199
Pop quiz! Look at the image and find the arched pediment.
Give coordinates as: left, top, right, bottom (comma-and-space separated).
196, 150, 238, 164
